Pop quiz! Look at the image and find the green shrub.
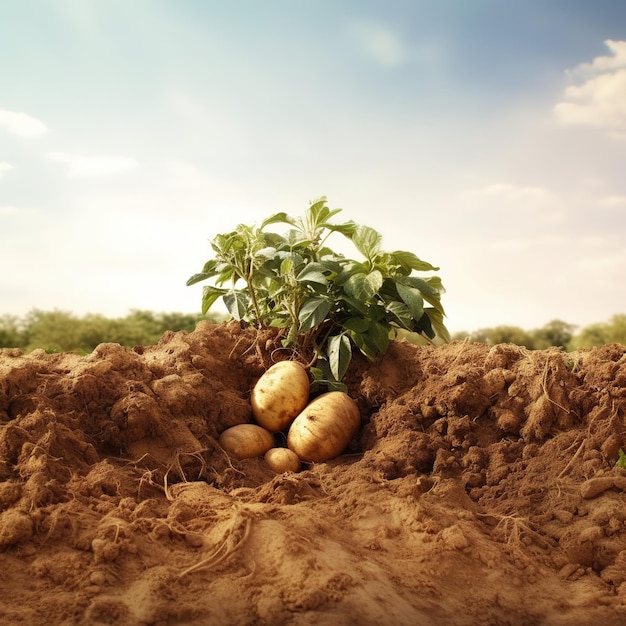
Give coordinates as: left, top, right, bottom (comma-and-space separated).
187, 196, 449, 386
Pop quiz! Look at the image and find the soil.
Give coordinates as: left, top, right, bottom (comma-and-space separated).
1, 320, 626, 625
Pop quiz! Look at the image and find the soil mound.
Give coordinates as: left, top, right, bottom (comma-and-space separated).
1, 320, 626, 625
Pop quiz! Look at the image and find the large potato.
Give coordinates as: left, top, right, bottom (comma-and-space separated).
251, 360, 310, 433
287, 391, 360, 463
218, 424, 274, 460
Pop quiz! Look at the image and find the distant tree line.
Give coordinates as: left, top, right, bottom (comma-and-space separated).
0, 309, 225, 353
451, 314, 626, 351
0, 310, 624, 354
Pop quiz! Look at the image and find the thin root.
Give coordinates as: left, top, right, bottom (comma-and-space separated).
177, 515, 252, 580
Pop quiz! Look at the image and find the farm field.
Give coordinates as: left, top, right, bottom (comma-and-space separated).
1, 321, 625, 625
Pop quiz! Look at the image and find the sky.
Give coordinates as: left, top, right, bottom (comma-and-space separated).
1, 0, 625, 335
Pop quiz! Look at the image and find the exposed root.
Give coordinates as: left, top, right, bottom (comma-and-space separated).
557, 438, 586, 479
172, 449, 209, 483
177, 512, 252, 580
540, 357, 571, 416
228, 333, 253, 361
137, 467, 165, 498
479, 512, 545, 553
547, 476, 579, 501
164, 466, 175, 502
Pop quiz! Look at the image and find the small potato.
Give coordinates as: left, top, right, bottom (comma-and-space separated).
251, 360, 310, 433
264, 447, 301, 473
218, 424, 274, 460
287, 391, 360, 463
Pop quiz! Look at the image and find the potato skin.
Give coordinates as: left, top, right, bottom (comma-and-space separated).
264, 447, 301, 473
251, 361, 310, 433
287, 392, 360, 463
218, 424, 274, 460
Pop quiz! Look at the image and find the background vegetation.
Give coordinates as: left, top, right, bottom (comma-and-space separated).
0, 310, 624, 354
452, 314, 626, 351
0, 309, 224, 353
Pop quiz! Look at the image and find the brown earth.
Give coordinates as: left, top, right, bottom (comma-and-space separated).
1, 320, 626, 625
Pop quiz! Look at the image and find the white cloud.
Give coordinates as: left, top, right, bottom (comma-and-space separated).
349, 20, 406, 67
600, 194, 626, 208
569, 40, 626, 76
554, 40, 626, 138
46, 152, 139, 178
0, 162, 14, 178
0, 109, 49, 137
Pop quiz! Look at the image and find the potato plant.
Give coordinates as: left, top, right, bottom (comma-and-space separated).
187, 197, 449, 388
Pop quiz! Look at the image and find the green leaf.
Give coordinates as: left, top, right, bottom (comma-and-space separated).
424, 307, 450, 342
397, 275, 439, 297
395, 282, 424, 321
309, 362, 348, 393
352, 225, 382, 260
280, 256, 295, 276
420, 276, 447, 315
186, 272, 211, 286
390, 250, 439, 272
414, 311, 435, 340
344, 270, 383, 302
317, 257, 343, 281
223, 291, 248, 320
214, 266, 238, 286
201, 258, 219, 274
366, 302, 387, 321
397, 275, 447, 316
327, 333, 352, 382
368, 320, 390, 354
342, 317, 370, 333
336, 293, 369, 317
425, 275, 445, 292
186, 260, 220, 286
201, 285, 228, 315
325, 220, 358, 238
385, 301, 413, 330
261, 212, 297, 229
298, 297, 331, 332
350, 320, 389, 360
350, 320, 389, 361
308, 196, 328, 216
616, 449, 626, 469
296, 263, 328, 285
256, 246, 278, 261
304, 197, 343, 224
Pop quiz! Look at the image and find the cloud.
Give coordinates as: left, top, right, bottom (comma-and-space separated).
569, 40, 626, 76
46, 152, 139, 178
348, 20, 406, 67
600, 194, 626, 208
0, 109, 49, 137
0, 162, 14, 179
554, 40, 626, 138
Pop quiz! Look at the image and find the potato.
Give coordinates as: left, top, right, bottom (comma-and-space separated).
218, 424, 274, 460
287, 391, 360, 463
251, 360, 310, 433
264, 447, 301, 473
